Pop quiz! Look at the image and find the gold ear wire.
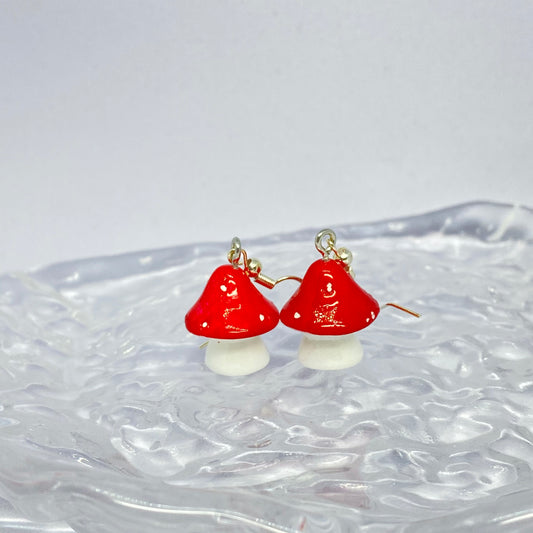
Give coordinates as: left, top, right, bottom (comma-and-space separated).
382, 302, 421, 318
227, 237, 302, 289
247, 258, 302, 289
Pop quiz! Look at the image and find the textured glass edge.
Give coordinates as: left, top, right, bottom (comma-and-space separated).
20, 201, 533, 289
0, 201, 532, 533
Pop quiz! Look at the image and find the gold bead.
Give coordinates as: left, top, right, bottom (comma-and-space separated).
337, 247, 353, 265
247, 257, 262, 274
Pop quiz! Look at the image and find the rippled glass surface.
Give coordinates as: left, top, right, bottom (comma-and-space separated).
1, 202, 532, 532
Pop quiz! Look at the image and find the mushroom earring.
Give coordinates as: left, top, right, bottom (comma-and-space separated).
280, 229, 419, 371
185, 237, 294, 376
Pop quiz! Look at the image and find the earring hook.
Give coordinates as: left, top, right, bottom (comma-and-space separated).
226, 237, 302, 288
315, 228, 354, 275
315, 229, 420, 318
382, 302, 421, 318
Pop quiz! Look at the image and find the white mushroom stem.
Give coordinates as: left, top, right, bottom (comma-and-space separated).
205, 337, 270, 376
298, 333, 363, 370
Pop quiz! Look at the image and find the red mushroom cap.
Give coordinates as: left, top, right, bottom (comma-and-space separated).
280, 259, 380, 335
185, 264, 279, 340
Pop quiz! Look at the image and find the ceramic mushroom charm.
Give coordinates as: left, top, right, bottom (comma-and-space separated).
185, 238, 279, 376
280, 229, 418, 370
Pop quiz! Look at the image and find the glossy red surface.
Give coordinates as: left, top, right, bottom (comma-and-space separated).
185, 264, 279, 339
280, 259, 380, 335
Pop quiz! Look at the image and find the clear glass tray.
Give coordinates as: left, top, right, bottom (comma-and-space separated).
1, 202, 532, 532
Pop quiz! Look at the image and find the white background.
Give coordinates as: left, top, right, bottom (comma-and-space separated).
1, 1, 532, 272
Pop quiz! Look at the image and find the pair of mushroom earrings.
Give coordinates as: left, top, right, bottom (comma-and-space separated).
185, 229, 419, 376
